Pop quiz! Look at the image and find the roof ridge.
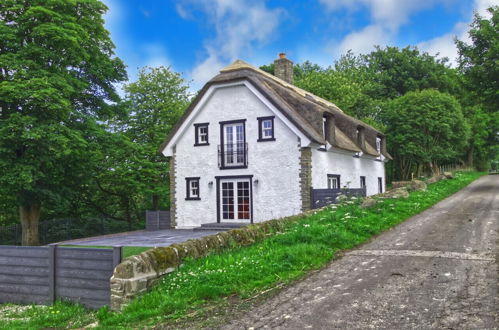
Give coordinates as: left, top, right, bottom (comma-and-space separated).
221, 60, 344, 113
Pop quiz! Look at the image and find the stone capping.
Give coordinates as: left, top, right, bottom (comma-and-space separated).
110, 212, 314, 311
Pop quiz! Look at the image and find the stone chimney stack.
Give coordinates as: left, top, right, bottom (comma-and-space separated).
274, 53, 293, 84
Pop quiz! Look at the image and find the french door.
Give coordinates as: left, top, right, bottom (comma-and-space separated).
219, 178, 251, 221
223, 122, 245, 166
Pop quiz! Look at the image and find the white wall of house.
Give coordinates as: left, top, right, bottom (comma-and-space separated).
173, 83, 302, 228
311, 148, 385, 196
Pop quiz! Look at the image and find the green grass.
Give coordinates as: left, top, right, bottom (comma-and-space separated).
0, 171, 484, 329
59, 245, 152, 259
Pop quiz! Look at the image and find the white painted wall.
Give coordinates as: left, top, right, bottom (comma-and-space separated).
174, 83, 302, 228
311, 148, 385, 196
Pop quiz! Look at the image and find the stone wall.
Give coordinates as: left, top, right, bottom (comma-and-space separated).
168, 147, 177, 228
110, 213, 311, 310
300, 147, 312, 211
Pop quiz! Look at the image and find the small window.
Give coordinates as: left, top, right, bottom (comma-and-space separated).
257, 116, 275, 141
360, 176, 366, 189
185, 177, 200, 200
378, 177, 383, 194
327, 174, 341, 189
194, 123, 209, 146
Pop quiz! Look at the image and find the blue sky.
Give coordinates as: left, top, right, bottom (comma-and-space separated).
103, 0, 497, 90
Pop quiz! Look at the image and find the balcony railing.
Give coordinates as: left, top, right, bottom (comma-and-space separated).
218, 143, 248, 168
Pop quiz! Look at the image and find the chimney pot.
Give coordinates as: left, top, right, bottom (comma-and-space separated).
279, 52, 286, 59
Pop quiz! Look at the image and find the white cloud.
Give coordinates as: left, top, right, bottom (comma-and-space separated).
143, 44, 171, 68
191, 48, 225, 84
178, 0, 285, 87
474, 0, 499, 16
320, 0, 456, 56
336, 24, 392, 56
418, 0, 497, 65
417, 22, 468, 65
319, 0, 442, 30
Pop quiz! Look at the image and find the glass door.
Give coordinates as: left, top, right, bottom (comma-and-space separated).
223, 123, 245, 166
220, 179, 251, 221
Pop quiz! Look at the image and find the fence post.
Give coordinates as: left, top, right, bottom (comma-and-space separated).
112, 246, 122, 269
48, 244, 57, 304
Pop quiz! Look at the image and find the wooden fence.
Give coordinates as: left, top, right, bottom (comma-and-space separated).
311, 188, 367, 209
145, 211, 171, 231
0, 245, 122, 309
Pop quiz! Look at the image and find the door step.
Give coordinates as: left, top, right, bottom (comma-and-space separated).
193, 222, 249, 231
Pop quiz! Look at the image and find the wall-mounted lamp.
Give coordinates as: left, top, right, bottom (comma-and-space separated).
208, 181, 213, 187
253, 179, 259, 185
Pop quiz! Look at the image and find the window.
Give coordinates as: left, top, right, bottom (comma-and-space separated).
327, 174, 341, 189
257, 116, 275, 141
376, 136, 383, 160
185, 177, 200, 200
360, 176, 366, 189
378, 177, 383, 194
194, 123, 209, 146
219, 119, 247, 169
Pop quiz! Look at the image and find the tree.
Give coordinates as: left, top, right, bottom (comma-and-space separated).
386, 89, 470, 179
361, 46, 461, 100
115, 66, 190, 211
294, 68, 379, 120
0, 0, 126, 245
456, 6, 499, 170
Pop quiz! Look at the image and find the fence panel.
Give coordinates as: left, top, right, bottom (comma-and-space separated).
0, 245, 121, 309
0, 246, 51, 305
311, 188, 366, 209
146, 211, 171, 231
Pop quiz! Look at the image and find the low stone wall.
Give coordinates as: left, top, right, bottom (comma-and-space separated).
110, 213, 310, 310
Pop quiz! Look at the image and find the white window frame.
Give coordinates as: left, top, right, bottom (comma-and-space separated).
185, 177, 200, 200
327, 174, 341, 189
194, 123, 209, 146
257, 116, 275, 142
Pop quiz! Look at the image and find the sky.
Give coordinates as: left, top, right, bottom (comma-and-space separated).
102, 0, 498, 91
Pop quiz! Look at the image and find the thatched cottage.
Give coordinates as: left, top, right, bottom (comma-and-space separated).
160, 54, 391, 229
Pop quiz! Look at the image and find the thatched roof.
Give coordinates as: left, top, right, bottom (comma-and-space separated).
160, 60, 392, 159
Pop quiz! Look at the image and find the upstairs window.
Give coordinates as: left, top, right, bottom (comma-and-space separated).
376, 136, 383, 160
327, 174, 341, 189
194, 123, 209, 146
185, 177, 200, 200
257, 116, 275, 142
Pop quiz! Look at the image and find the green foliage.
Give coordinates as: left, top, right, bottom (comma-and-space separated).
361, 46, 461, 99
295, 67, 379, 120
386, 90, 470, 178
117, 66, 190, 209
0, 172, 483, 329
456, 6, 499, 169
0, 0, 126, 237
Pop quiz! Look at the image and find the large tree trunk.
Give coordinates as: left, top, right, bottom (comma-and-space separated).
429, 161, 440, 176
20, 203, 41, 246
152, 194, 160, 211
466, 144, 474, 168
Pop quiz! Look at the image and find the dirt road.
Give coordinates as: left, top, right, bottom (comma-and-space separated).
223, 175, 499, 329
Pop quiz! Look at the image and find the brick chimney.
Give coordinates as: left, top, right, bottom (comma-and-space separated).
274, 53, 293, 84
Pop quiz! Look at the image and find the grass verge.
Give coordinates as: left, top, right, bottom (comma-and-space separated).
0, 171, 484, 329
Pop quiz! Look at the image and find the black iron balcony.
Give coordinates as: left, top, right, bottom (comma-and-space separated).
218, 143, 248, 169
